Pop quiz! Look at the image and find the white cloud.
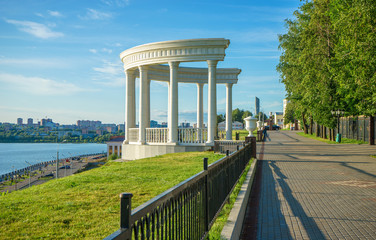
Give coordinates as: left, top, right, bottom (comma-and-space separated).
0, 57, 69, 68
5, 19, 64, 39
101, 0, 130, 7
0, 73, 91, 95
102, 48, 113, 54
92, 61, 123, 86
83, 9, 112, 20
89, 49, 97, 54
48, 10, 63, 17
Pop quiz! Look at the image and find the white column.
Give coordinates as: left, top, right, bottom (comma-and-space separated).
146, 79, 151, 128
197, 83, 204, 142
197, 83, 204, 129
124, 70, 135, 144
207, 60, 218, 144
226, 83, 233, 140
138, 65, 148, 144
168, 61, 179, 143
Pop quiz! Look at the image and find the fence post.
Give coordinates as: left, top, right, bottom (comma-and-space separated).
370, 116, 375, 145
120, 192, 133, 238
203, 158, 209, 232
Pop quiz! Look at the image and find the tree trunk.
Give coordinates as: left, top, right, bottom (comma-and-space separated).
323, 126, 327, 139
329, 128, 332, 141
310, 118, 313, 135
316, 124, 320, 137
302, 113, 308, 134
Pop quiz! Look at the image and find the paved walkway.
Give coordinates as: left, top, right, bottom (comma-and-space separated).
241, 131, 376, 240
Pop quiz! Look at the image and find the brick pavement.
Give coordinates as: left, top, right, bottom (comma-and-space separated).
241, 131, 376, 240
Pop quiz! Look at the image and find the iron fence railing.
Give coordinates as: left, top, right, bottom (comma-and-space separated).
104, 142, 254, 240
213, 140, 246, 154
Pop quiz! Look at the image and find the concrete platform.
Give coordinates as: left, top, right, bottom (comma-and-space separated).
122, 143, 211, 160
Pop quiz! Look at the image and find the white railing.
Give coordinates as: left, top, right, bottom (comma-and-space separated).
128, 128, 139, 143
145, 128, 169, 143
178, 128, 208, 144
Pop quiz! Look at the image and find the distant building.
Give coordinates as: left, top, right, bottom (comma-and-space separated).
77, 120, 102, 130
96, 129, 103, 135
17, 118, 23, 125
106, 126, 116, 133
274, 112, 284, 128
255, 97, 260, 116
81, 128, 89, 134
27, 118, 33, 126
283, 99, 289, 116
218, 121, 243, 131
41, 118, 53, 127
106, 136, 124, 157
117, 124, 125, 132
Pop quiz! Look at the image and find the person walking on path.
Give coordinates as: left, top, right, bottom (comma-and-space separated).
262, 127, 270, 141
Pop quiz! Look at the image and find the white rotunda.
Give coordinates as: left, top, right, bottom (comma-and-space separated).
120, 38, 241, 160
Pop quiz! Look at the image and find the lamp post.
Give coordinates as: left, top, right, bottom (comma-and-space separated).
331, 110, 344, 143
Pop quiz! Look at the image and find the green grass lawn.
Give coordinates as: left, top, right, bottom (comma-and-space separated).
297, 132, 367, 144
0, 151, 224, 239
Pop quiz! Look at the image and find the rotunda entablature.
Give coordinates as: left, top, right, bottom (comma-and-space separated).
131, 65, 241, 84
120, 38, 230, 71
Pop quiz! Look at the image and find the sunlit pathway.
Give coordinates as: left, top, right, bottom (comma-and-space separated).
241, 131, 376, 240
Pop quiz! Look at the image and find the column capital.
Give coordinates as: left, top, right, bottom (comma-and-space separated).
225, 82, 233, 88
168, 61, 180, 69
138, 65, 149, 72
196, 82, 204, 87
207, 60, 218, 67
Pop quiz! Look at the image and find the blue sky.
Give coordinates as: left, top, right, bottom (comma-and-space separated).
0, 0, 301, 125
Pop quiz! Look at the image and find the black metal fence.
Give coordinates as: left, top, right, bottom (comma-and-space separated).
339, 116, 372, 142
310, 116, 375, 144
104, 142, 254, 240
213, 140, 245, 154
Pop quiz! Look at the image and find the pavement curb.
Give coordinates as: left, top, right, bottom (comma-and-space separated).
220, 157, 258, 239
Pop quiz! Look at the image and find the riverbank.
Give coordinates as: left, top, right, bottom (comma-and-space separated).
0, 143, 107, 175
0, 153, 107, 194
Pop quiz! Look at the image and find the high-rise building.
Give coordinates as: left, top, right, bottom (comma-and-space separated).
27, 118, 33, 125
255, 97, 260, 116
77, 120, 102, 130
17, 118, 23, 125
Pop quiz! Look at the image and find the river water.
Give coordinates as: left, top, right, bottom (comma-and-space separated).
0, 143, 107, 175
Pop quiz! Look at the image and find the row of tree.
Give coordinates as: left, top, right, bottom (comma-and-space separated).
0, 126, 118, 143
217, 108, 269, 124
278, 0, 376, 132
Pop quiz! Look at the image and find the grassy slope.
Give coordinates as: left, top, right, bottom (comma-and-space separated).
297, 132, 367, 144
0, 152, 223, 239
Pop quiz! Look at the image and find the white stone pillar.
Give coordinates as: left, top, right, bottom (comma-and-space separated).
197, 83, 204, 129
138, 65, 148, 144
197, 83, 204, 142
226, 83, 233, 140
146, 79, 151, 128
168, 61, 179, 143
207, 60, 218, 144
124, 70, 135, 144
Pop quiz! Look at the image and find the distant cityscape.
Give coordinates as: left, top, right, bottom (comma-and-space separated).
0, 118, 210, 141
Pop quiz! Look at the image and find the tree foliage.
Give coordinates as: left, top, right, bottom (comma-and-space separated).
278, 0, 376, 129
